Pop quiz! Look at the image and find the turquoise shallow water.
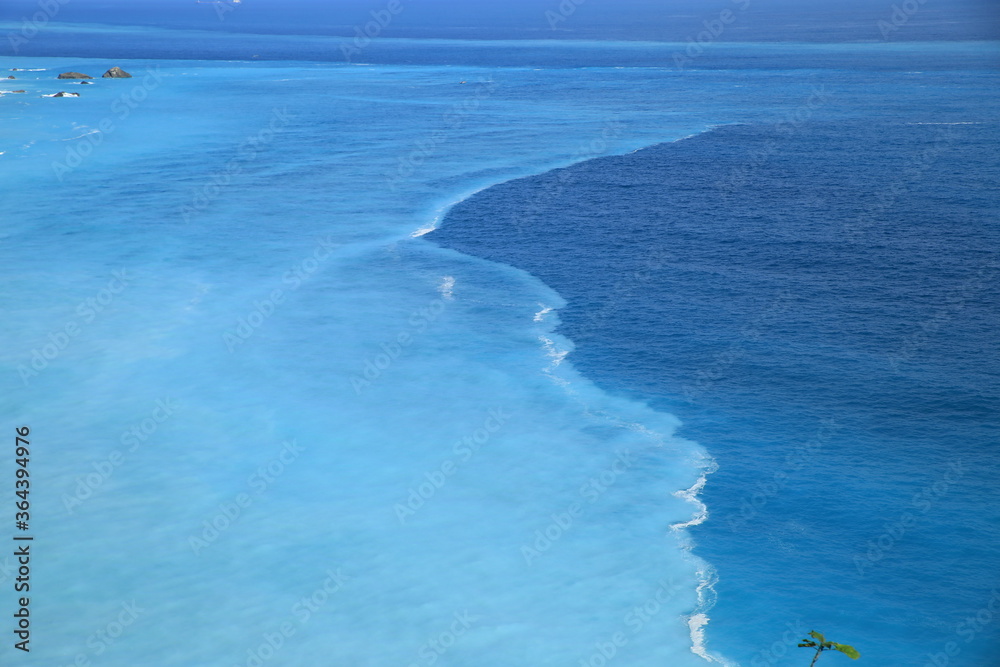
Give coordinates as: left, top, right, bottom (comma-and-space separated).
1, 29, 998, 667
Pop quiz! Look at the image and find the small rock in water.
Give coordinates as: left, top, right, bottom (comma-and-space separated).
50, 91, 81, 97
102, 67, 132, 78
57, 72, 93, 79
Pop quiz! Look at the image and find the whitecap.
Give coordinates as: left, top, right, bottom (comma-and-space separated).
538, 334, 570, 386
533, 303, 553, 322
687, 568, 735, 665
689, 612, 733, 664
438, 275, 455, 300
62, 129, 101, 141
410, 185, 492, 238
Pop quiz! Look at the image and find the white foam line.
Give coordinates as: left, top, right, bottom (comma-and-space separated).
688, 566, 726, 664
533, 303, 553, 323
667, 459, 736, 664
670, 463, 715, 532
686, 564, 737, 665
565, 405, 729, 664
531, 335, 728, 662
689, 608, 735, 665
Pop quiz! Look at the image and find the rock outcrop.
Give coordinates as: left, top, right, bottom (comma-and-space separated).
49, 91, 81, 97
57, 72, 93, 79
6, 75, 14, 79
102, 67, 132, 78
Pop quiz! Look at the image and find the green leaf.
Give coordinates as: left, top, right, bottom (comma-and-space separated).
797, 643, 815, 648
808, 631, 826, 643
833, 643, 861, 660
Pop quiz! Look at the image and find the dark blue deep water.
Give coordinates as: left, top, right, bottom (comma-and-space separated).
430, 119, 1000, 665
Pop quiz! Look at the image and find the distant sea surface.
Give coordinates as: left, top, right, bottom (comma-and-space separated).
2, 0, 999, 42
1, 14, 998, 667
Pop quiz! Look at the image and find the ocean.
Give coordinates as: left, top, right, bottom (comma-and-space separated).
1, 13, 998, 667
